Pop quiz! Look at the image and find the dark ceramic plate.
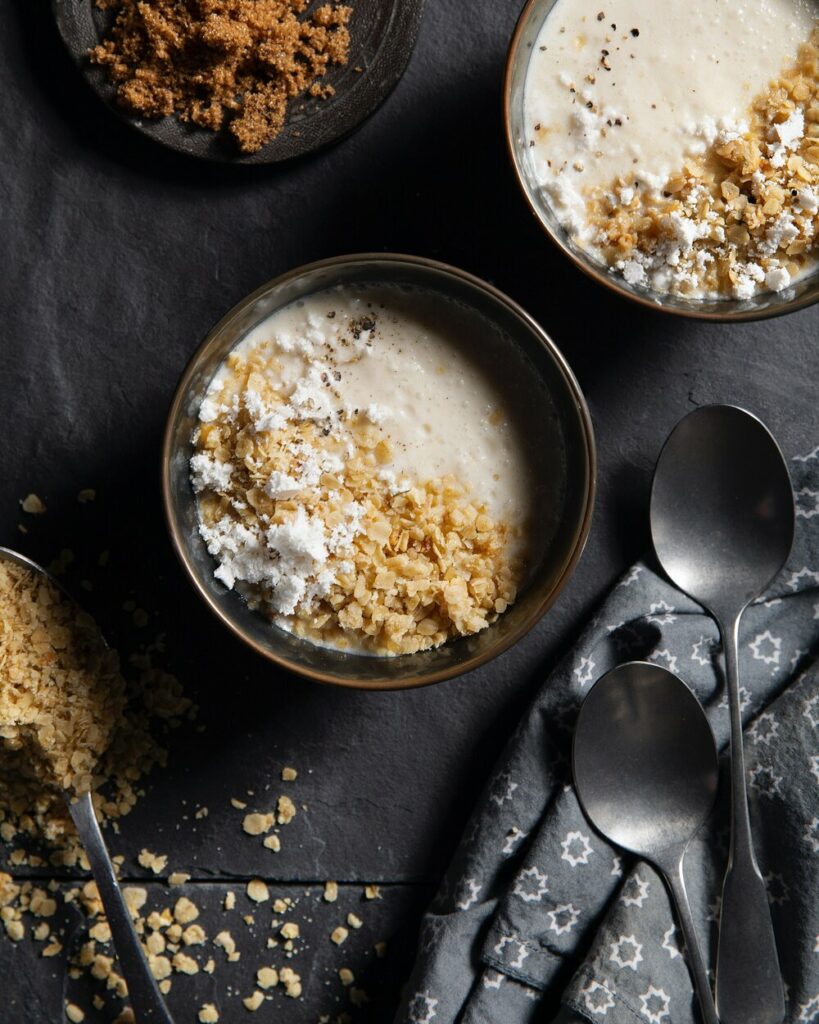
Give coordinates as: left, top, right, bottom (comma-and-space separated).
52, 0, 424, 164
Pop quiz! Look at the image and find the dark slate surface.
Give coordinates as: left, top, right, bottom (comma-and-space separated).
1, 0, 818, 1021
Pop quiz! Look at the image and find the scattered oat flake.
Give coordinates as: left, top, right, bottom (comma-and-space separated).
172, 952, 199, 975
331, 925, 349, 945
138, 849, 168, 874
168, 872, 190, 886
280, 921, 299, 940
231, 798, 248, 810
223, 891, 236, 911
280, 966, 302, 998
257, 966, 279, 989
281, 766, 297, 781
243, 812, 274, 836
198, 1005, 219, 1023
339, 967, 354, 986
350, 987, 369, 1007
243, 991, 265, 1012
77, 489, 96, 503
324, 880, 338, 902
66, 1004, 85, 1023
347, 912, 363, 929
364, 884, 381, 900
374, 941, 388, 957
173, 896, 199, 924
21, 493, 46, 515
247, 878, 269, 903
263, 834, 281, 852
277, 795, 297, 824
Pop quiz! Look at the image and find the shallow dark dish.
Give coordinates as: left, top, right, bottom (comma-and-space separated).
504, 0, 819, 322
162, 253, 595, 689
52, 0, 423, 164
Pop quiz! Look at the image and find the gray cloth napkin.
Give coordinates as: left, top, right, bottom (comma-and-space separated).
395, 446, 819, 1024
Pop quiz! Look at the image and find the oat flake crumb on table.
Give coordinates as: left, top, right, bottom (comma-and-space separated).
525, 0, 819, 298
191, 285, 553, 656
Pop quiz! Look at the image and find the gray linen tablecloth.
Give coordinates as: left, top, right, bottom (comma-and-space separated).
395, 446, 819, 1024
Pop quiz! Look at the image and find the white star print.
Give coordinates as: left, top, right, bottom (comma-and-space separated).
797, 994, 819, 1021
691, 635, 718, 666
513, 866, 549, 903
546, 903, 580, 936
618, 565, 643, 587
748, 711, 779, 745
794, 446, 819, 462
489, 771, 518, 807
494, 933, 529, 970
482, 971, 504, 991
662, 925, 681, 959
581, 979, 616, 1016
455, 877, 481, 910
750, 764, 784, 799
749, 630, 781, 666
574, 655, 597, 687
647, 600, 677, 625
719, 686, 752, 712
609, 934, 644, 971
804, 818, 819, 853
561, 830, 593, 867
638, 985, 671, 1024
502, 826, 526, 856
786, 566, 819, 590
611, 855, 623, 877
522, 986, 538, 1000
620, 874, 650, 908
796, 488, 819, 518
811, 755, 819, 784
407, 991, 438, 1024
805, 694, 819, 729
765, 872, 790, 906
647, 648, 678, 673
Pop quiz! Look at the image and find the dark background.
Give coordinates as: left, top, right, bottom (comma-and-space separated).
1, 1, 818, 1021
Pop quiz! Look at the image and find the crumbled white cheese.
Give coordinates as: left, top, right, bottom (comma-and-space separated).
765, 265, 791, 292
190, 453, 233, 493
264, 472, 302, 499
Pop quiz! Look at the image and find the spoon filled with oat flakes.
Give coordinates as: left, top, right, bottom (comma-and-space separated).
0, 547, 175, 1023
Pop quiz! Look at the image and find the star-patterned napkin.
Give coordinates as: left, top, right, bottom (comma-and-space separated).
395, 446, 819, 1024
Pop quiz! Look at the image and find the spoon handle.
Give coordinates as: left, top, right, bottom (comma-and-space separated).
663, 853, 719, 1024
714, 617, 784, 1024
68, 791, 176, 1024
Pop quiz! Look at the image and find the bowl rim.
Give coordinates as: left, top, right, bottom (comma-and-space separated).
502, 0, 819, 324
161, 252, 597, 690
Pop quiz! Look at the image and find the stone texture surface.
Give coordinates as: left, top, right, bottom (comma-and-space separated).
1, 0, 818, 1020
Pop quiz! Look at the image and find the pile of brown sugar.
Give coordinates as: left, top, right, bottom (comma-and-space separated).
89, 0, 353, 153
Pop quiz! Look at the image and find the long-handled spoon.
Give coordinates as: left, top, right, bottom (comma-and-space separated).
650, 406, 792, 1024
0, 547, 175, 1024
573, 662, 719, 1024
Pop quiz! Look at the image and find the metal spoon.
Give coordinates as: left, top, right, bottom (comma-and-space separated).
650, 405, 792, 1024
0, 547, 175, 1024
573, 662, 719, 1024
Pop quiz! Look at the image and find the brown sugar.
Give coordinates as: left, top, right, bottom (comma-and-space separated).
89, 0, 353, 153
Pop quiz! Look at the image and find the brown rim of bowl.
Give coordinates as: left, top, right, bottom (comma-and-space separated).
161, 252, 596, 690
502, 0, 819, 324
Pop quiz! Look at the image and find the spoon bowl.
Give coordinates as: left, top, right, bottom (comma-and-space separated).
650, 405, 794, 622
574, 662, 719, 1024
0, 546, 175, 1024
573, 661, 719, 859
